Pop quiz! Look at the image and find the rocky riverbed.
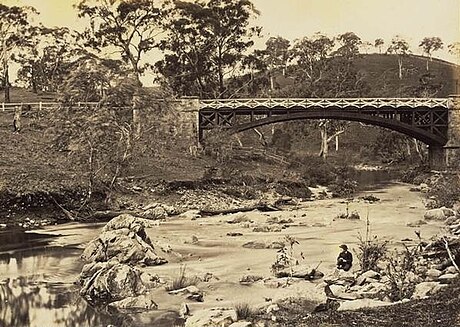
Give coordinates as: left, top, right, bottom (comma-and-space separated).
0, 182, 457, 327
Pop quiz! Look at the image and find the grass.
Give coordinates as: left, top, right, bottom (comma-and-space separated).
234, 302, 255, 320
165, 265, 199, 292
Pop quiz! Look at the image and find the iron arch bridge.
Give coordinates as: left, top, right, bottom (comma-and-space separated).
198, 98, 450, 146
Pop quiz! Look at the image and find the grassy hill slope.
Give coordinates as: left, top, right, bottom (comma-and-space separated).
354, 54, 458, 97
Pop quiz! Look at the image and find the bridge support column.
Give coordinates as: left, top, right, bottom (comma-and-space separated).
172, 97, 201, 148
428, 145, 446, 170
445, 95, 460, 168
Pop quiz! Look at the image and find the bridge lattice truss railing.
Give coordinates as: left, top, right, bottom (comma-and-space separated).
198, 98, 451, 145
199, 98, 450, 109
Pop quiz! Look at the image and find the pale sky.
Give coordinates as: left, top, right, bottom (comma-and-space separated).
4, 0, 460, 84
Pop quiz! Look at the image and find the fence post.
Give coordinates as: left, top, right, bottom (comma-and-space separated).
1, 103, 4, 112
39, 102, 42, 111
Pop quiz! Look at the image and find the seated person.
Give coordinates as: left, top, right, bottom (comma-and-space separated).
337, 244, 353, 271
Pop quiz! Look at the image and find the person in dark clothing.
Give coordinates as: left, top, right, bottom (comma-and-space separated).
337, 244, 353, 271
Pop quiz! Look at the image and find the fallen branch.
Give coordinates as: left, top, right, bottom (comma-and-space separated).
200, 204, 279, 216
50, 196, 75, 221
443, 237, 460, 272
83, 210, 141, 221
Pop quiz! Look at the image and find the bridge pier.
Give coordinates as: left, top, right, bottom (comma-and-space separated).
428, 145, 446, 170
173, 97, 201, 148
445, 95, 460, 168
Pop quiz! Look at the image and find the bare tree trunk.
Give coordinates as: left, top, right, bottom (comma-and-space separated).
253, 128, 268, 147
3, 63, 10, 103
335, 135, 339, 152
132, 94, 141, 139
319, 127, 328, 159
413, 139, 424, 161
398, 57, 403, 80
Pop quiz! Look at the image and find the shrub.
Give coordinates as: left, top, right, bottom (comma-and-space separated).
271, 235, 300, 277
356, 218, 388, 271
385, 245, 420, 301
427, 173, 460, 208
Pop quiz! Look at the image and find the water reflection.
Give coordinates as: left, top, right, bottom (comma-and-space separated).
0, 228, 133, 327
0, 276, 132, 327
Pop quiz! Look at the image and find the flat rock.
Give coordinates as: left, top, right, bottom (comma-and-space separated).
355, 270, 380, 286
141, 206, 168, 220
275, 265, 324, 280
169, 285, 204, 302
426, 268, 443, 281
242, 241, 266, 249
227, 213, 251, 224
229, 321, 253, 327
424, 207, 455, 220
412, 281, 445, 299
438, 273, 459, 284
180, 210, 201, 220
338, 298, 391, 311
185, 307, 237, 327
109, 293, 158, 311
252, 225, 282, 233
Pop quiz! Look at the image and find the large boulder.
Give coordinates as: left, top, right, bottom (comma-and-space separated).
81, 228, 167, 266
79, 262, 147, 304
185, 308, 237, 327
82, 214, 167, 266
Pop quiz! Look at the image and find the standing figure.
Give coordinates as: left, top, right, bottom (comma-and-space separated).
337, 244, 353, 271
13, 104, 22, 133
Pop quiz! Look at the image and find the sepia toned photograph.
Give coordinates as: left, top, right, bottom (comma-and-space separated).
0, 0, 459, 326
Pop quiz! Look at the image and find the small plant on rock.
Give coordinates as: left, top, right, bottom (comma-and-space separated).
271, 235, 300, 278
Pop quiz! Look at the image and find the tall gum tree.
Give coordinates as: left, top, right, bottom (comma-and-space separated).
0, 4, 37, 102
419, 37, 443, 71
289, 32, 369, 159
157, 0, 261, 98
76, 0, 164, 84
14, 26, 84, 93
387, 36, 410, 80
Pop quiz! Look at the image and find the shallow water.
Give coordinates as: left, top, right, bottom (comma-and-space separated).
0, 182, 445, 327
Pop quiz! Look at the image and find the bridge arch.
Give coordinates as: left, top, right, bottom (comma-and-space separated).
230, 110, 447, 146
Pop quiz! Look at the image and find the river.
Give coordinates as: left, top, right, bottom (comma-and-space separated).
0, 181, 445, 327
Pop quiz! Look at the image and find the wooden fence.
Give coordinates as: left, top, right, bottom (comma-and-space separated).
0, 102, 99, 113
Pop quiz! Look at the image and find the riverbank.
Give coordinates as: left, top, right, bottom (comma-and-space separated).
0, 182, 450, 327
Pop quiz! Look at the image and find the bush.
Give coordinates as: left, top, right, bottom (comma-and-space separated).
427, 173, 460, 208
356, 218, 388, 271
385, 245, 419, 301
288, 155, 336, 186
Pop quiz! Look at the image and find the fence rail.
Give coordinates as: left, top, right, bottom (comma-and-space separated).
0, 102, 99, 113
